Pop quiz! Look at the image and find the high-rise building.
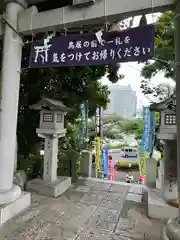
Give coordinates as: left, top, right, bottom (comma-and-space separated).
104, 84, 137, 119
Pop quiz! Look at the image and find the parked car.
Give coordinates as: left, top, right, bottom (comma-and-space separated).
120, 147, 137, 158
116, 147, 138, 170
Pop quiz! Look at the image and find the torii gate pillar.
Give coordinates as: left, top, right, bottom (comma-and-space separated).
162, 1, 180, 239
0, 0, 30, 225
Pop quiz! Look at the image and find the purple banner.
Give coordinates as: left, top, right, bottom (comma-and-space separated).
29, 24, 154, 68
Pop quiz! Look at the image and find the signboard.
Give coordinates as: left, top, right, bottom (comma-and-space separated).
95, 108, 100, 136
138, 152, 148, 177
101, 147, 108, 178
95, 107, 103, 137
155, 112, 160, 123
79, 101, 88, 144
149, 111, 155, 155
29, 24, 154, 68
138, 107, 156, 183
108, 155, 115, 181
96, 136, 101, 171
140, 107, 156, 154
141, 107, 151, 152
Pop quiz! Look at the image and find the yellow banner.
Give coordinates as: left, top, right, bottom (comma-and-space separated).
138, 151, 148, 176
155, 112, 160, 123
96, 137, 101, 171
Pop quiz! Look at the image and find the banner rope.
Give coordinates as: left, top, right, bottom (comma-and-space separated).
104, 0, 108, 32
29, 10, 35, 44
151, 0, 155, 24
62, 7, 67, 36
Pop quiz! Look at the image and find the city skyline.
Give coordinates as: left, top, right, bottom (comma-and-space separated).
104, 84, 137, 118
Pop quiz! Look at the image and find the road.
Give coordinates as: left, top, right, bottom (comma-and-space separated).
110, 152, 140, 183
115, 169, 140, 183
110, 152, 138, 165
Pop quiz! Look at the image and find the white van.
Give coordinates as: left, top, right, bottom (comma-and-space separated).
120, 147, 137, 158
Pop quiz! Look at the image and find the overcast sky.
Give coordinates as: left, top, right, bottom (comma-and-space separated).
101, 14, 175, 109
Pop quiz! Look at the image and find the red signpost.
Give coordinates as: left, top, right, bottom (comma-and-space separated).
108, 155, 115, 181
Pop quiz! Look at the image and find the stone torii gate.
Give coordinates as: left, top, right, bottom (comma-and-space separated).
0, 0, 178, 237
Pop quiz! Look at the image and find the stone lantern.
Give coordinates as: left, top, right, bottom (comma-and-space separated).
27, 98, 71, 197
148, 92, 178, 220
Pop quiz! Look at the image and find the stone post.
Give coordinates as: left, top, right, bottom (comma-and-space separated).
91, 163, 97, 178
163, 140, 178, 201
43, 136, 59, 182
146, 157, 157, 188
80, 150, 92, 177
159, 159, 164, 194
0, 0, 27, 204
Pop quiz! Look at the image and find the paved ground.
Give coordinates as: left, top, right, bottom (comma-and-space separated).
0, 179, 162, 240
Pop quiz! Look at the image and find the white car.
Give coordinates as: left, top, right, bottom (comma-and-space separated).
120, 147, 137, 158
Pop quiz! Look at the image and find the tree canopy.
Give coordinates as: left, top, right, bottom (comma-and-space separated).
140, 12, 175, 100
141, 12, 175, 80
140, 81, 174, 102
122, 118, 143, 139
90, 115, 143, 140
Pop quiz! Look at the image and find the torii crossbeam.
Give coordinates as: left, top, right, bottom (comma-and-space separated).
0, 0, 175, 36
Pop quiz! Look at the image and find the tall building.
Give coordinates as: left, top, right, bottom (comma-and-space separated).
104, 84, 137, 119
136, 108, 143, 118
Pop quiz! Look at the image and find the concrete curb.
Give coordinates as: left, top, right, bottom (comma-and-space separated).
78, 177, 148, 189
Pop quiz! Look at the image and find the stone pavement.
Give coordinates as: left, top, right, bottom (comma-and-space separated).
0, 178, 162, 239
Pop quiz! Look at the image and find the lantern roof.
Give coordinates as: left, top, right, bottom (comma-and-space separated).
30, 97, 71, 112
150, 91, 176, 112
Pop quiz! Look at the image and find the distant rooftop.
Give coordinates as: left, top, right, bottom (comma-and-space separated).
108, 84, 133, 91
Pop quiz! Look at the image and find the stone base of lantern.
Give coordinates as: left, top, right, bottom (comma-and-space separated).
162, 218, 180, 240
0, 191, 31, 226
148, 189, 178, 220
27, 176, 71, 198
